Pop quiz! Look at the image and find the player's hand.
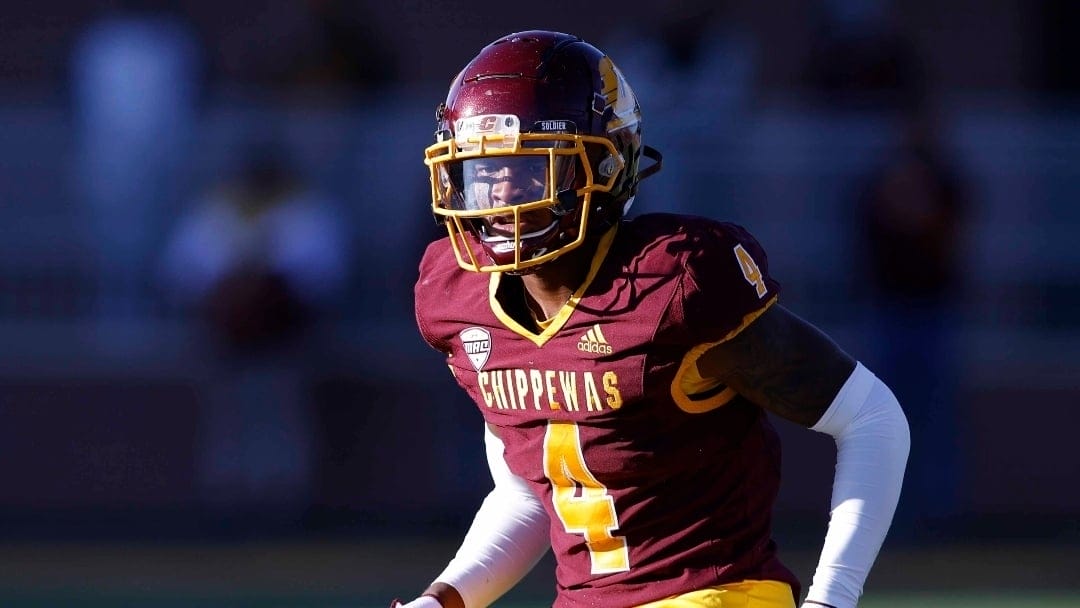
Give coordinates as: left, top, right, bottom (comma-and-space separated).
390, 596, 442, 608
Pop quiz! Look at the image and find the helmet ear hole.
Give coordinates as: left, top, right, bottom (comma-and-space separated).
585, 143, 609, 175
598, 154, 622, 182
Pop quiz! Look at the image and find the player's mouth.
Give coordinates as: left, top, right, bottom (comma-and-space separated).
481, 211, 558, 242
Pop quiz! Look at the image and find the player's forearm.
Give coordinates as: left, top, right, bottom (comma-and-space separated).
420, 424, 551, 608
418, 582, 464, 608
431, 484, 550, 607
805, 362, 910, 608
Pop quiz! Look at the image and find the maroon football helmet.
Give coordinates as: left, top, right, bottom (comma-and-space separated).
424, 30, 662, 273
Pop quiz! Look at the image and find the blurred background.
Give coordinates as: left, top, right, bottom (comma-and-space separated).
0, 0, 1077, 606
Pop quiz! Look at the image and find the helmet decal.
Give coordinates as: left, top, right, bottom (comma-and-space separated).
597, 57, 640, 132
455, 114, 521, 149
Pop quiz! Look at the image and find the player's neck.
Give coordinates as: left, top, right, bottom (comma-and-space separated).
520, 274, 575, 321
519, 244, 593, 319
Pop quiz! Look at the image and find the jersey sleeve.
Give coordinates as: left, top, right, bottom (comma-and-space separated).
679, 221, 780, 345
413, 238, 454, 355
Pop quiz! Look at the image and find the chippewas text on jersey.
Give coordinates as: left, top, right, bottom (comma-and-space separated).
477, 368, 622, 412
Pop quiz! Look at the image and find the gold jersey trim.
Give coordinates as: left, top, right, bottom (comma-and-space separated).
489, 225, 619, 347
671, 295, 778, 414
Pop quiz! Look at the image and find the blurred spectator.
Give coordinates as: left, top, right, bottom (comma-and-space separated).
601, 1, 758, 218
288, 0, 397, 90
159, 144, 351, 525
854, 111, 969, 539
603, 2, 756, 113
71, 3, 202, 319
1039, 0, 1080, 93
803, 0, 924, 108
198, 0, 396, 95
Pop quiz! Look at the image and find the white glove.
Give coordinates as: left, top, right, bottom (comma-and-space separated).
390, 597, 442, 608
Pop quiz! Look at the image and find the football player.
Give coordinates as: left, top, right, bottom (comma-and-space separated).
396, 30, 909, 608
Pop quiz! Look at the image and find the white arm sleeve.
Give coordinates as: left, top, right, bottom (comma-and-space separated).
803, 362, 910, 608
432, 424, 551, 608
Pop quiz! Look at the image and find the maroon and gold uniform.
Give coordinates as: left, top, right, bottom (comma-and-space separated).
415, 213, 800, 607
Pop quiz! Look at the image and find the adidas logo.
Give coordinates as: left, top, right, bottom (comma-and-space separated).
577, 324, 613, 355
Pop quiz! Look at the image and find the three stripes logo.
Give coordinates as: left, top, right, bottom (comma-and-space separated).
577, 324, 613, 355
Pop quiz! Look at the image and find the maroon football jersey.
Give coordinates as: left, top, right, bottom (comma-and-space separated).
414, 213, 800, 607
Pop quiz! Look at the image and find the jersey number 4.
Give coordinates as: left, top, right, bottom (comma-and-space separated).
734, 243, 768, 298
543, 421, 630, 574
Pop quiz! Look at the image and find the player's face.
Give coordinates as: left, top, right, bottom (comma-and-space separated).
462, 156, 556, 237
464, 156, 547, 207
